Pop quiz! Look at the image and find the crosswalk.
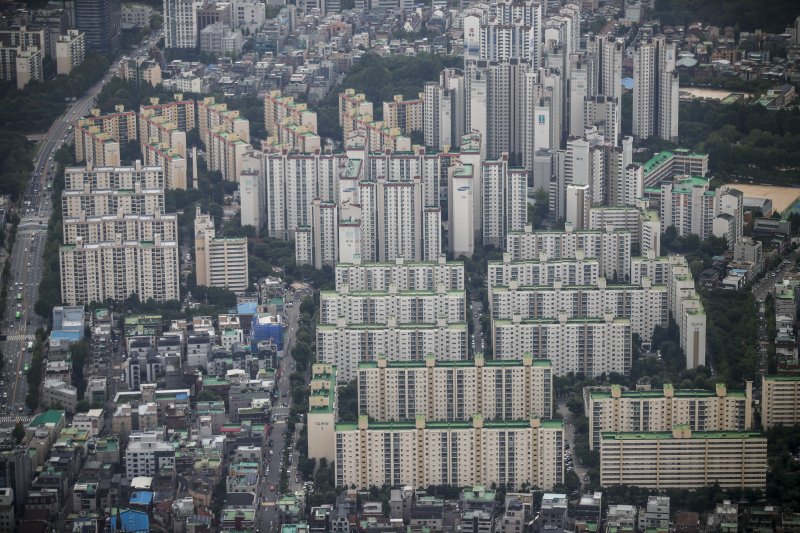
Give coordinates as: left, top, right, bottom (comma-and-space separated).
0, 416, 31, 425
4, 334, 35, 342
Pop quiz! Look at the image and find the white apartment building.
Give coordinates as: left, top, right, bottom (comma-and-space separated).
65, 163, 164, 191
194, 207, 248, 292
164, 0, 200, 48
316, 319, 468, 382
600, 427, 767, 489
587, 382, 754, 450
632, 36, 678, 143
357, 355, 552, 422
335, 256, 465, 292
482, 155, 527, 247
125, 431, 176, 479
60, 235, 180, 305
505, 225, 632, 281
63, 213, 178, 245
630, 251, 672, 286
493, 314, 632, 377
320, 287, 466, 326
487, 254, 601, 292
659, 176, 718, 240
335, 416, 564, 490
55, 30, 85, 75
448, 162, 476, 258
761, 375, 800, 429
667, 256, 707, 369
490, 277, 667, 341
71, 409, 105, 437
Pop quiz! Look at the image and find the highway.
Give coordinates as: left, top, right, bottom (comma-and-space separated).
0, 35, 159, 420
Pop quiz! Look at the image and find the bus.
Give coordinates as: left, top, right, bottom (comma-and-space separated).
15, 293, 21, 302
26, 341, 33, 352
14, 311, 21, 320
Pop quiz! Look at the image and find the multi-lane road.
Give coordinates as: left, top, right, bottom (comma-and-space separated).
0, 36, 158, 419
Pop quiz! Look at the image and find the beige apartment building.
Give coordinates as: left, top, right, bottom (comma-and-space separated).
60, 236, 180, 305
307, 364, 337, 464
335, 415, 564, 490
74, 107, 138, 165
600, 426, 767, 489
382, 94, 424, 135
319, 287, 467, 326
138, 97, 197, 138
761, 375, 800, 429
316, 319, 469, 383
55, 30, 85, 75
357, 355, 552, 422
194, 207, 249, 292
587, 382, 753, 450
198, 96, 250, 147
335, 256, 465, 292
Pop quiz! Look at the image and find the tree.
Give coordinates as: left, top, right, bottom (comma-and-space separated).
12, 421, 24, 444
197, 389, 222, 402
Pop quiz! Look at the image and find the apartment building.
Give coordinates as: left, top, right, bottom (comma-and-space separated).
164, 0, 199, 48
505, 225, 632, 281
666, 255, 707, 369
481, 154, 527, 248
487, 255, 601, 292
307, 364, 337, 463
319, 286, 466, 326
357, 355, 552, 422
55, 29, 85, 75
64, 163, 165, 190
587, 382, 754, 450
142, 141, 187, 190
74, 107, 137, 166
493, 314, 632, 376
490, 277, 667, 341
194, 207, 249, 292
335, 256, 465, 292
761, 375, 800, 429
338, 89, 373, 128
60, 235, 180, 305
600, 426, 767, 489
207, 127, 251, 182
197, 96, 250, 148
588, 205, 661, 254
316, 319, 468, 382
335, 416, 564, 490
264, 90, 318, 138
659, 176, 718, 240
632, 36, 679, 143
382, 94, 424, 135
139, 97, 196, 137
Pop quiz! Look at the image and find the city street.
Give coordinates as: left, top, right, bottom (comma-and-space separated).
256, 295, 303, 532
556, 400, 589, 486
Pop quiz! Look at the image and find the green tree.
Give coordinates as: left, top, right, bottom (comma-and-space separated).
12, 421, 24, 444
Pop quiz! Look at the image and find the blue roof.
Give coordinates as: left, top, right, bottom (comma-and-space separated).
238, 302, 258, 315
176, 392, 189, 400
109, 509, 149, 532
129, 491, 153, 506
50, 330, 81, 342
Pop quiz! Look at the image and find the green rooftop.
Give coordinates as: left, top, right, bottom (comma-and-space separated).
29, 410, 65, 428
601, 430, 765, 441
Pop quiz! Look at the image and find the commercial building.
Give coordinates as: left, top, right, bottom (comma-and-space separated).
194, 207, 249, 292
335, 416, 564, 490
600, 426, 767, 489
493, 314, 632, 376
55, 29, 85, 75
124, 431, 176, 479
0, 488, 13, 533
42, 379, 78, 412
74, 0, 121, 52
587, 382, 754, 450
357, 355, 552, 422
164, 0, 199, 48
316, 319, 468, 382
761, 375, 800, 429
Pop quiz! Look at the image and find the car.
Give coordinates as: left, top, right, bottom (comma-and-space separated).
269, 485, 275, 492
